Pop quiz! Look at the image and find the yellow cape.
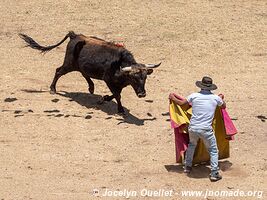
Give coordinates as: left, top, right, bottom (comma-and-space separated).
170, 101, 230, 164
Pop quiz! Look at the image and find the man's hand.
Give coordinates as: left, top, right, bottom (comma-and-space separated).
218, 94, 226, 108
169, 93, 188, 106
218, 94, 224, 100
169, 93, 175, 101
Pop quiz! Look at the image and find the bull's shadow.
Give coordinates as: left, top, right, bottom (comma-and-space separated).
59, 91, 156, 125
21, 89, 156, 125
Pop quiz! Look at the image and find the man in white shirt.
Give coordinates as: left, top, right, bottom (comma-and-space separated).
169, 76, 226, 182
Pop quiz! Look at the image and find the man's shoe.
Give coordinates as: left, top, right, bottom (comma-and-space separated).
209, 172, 222, 182
183, 166, 192, 174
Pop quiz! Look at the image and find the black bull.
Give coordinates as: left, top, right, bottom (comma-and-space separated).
19, 31, 161, 113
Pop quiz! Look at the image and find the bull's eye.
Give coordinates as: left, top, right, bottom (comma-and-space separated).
140, 73, 147, 80
134, 73, 140, 78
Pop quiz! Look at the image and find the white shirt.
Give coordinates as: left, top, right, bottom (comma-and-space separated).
186, 90, 223, 130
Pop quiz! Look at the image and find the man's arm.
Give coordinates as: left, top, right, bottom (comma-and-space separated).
218, 94, 226, 109
169, 93, 189, 106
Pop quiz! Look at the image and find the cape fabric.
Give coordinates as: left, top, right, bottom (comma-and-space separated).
169, 93, 237, 164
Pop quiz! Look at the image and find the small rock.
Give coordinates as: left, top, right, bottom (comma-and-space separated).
85, 115, 92, 119
4, 97, 17, 102
44, 109, 60, 113
51, 98, 59, 103
14, 114, 24, 117
14, 110, 22, 114
72, 114, 82, 118
161, 112, 169, 116
147, 112, 152, 117
55, 114, 64, 117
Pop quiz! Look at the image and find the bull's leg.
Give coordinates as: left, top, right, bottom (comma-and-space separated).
50, 66, 71, 94
81, 73, 94, 94
103, 81, 124, 113
114, 94, 124, 113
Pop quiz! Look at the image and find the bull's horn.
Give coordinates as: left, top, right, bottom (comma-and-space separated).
121, 66, 132, 72
145, 62, 161, 68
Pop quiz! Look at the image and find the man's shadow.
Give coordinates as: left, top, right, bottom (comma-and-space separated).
21, 89, 156, 126
164, 160, 232, 179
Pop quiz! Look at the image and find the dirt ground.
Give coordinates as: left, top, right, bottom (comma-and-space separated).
0, 0, 266, 199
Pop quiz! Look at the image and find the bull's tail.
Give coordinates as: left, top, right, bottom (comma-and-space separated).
19, 31, 77, 53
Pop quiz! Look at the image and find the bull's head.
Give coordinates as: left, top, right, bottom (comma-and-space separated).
119, 63, 161, 98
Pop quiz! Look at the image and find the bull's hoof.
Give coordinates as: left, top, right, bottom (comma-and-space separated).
50, 90, 56, 95
88, 87, 94, 94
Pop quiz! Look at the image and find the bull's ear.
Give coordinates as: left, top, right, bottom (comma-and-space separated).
147, 68, 153, 75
